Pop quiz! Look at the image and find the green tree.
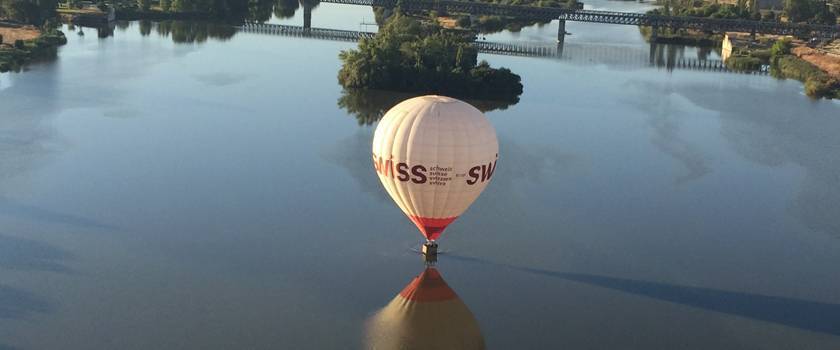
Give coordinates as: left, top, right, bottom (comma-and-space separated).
272, 0, 298, 18
247, 0, 272, 22
137, 0, 150, 11
811, 4, 836, 23
2, 0, 42, 24
784, 0, 815, 22
138, 19, 152, 35
337, 14, 522, 102
771, 38, 792, 57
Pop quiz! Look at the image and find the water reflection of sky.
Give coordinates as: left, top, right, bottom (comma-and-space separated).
0, 7, 839, 349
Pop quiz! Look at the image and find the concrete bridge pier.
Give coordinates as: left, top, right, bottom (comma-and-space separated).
649, 42, 657, 66
556, 33, 565, 58
304, 5, 312, 30
557, 19, 566, 42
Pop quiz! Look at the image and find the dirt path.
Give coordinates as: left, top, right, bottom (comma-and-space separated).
793, 41, 840, 79
0, 25, 42, 44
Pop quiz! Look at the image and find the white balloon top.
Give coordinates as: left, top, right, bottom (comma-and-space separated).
372, 95, 499, 241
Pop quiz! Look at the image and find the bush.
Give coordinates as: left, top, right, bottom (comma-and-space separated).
456, 15, 471, 28
771, 38, 792, 57
804, 79, 835, 98
772, 55, 839, 99
14, 40, 25, 49
751, 49, 771, 61
726, 55, 764, 70
0, 34, 3, 45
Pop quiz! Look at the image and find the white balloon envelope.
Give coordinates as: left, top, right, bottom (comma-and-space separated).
372, 95, 499, 241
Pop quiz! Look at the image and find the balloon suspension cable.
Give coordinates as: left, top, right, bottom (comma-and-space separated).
421, 240, 438, 264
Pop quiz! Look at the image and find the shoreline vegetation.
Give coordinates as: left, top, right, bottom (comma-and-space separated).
647, 0, 837, 24
373, 0, 579, 34
337, 13, 523, 104
726, 37, 840, 98
0, 25, 66, 72
642, 0, 839, 98
53, 0, 324, 24
642, 0, 839, 45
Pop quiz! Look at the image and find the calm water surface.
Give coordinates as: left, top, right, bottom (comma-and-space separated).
2, 2, 840, 349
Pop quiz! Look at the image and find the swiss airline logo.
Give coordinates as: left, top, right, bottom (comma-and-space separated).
372, 153, 497, 186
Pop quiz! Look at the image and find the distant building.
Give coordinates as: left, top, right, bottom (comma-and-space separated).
721, 32, 777, 61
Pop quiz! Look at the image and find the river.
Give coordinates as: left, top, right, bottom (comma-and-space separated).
1, 1, 840, 349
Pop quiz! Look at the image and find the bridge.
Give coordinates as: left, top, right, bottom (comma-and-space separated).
319, 0, 840, 39
238, 23, 768, 74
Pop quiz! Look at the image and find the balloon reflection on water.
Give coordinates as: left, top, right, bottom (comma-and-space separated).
365, 267, 485, 350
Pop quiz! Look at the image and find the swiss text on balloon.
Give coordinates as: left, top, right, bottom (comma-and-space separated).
372, 153, 497, 186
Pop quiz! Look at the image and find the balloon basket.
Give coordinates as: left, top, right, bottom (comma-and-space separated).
421, 241, 438, 263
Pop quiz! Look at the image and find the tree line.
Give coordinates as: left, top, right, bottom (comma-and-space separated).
649, 0, 836, 25
1, 0, 59, 24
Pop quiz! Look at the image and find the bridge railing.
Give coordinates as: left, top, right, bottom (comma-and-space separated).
237, 23, 769, 74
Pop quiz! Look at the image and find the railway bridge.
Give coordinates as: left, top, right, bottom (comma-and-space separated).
239, 23, 769, 74
319, 0, 840, 40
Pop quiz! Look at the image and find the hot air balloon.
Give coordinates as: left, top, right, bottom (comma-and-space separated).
364, 267, 485, 350
372, 96, 499, 255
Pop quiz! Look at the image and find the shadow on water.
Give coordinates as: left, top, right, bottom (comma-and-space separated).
338, 89, 518, 126
0, 284, 52, 320
0, 197, 120, 232
445, 254, 840, 336
0, 234, 72, 273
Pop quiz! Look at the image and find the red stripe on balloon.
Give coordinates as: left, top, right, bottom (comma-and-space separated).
408, 215, 457, 241
398, 267, 457, 302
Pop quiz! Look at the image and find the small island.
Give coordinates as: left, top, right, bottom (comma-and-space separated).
1, 0, 69, 72
338, 13, 523, 104
0, 23, 66, 73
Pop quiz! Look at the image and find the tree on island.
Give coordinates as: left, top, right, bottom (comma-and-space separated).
337, 13, 523, 104
338, 89, 518, 126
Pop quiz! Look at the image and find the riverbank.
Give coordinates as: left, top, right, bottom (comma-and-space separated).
773, 53, 839, 98
391, 0, 578, 34
0, 25, 67, 73
724, 35, 840, 98
792, 43, 840, 80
